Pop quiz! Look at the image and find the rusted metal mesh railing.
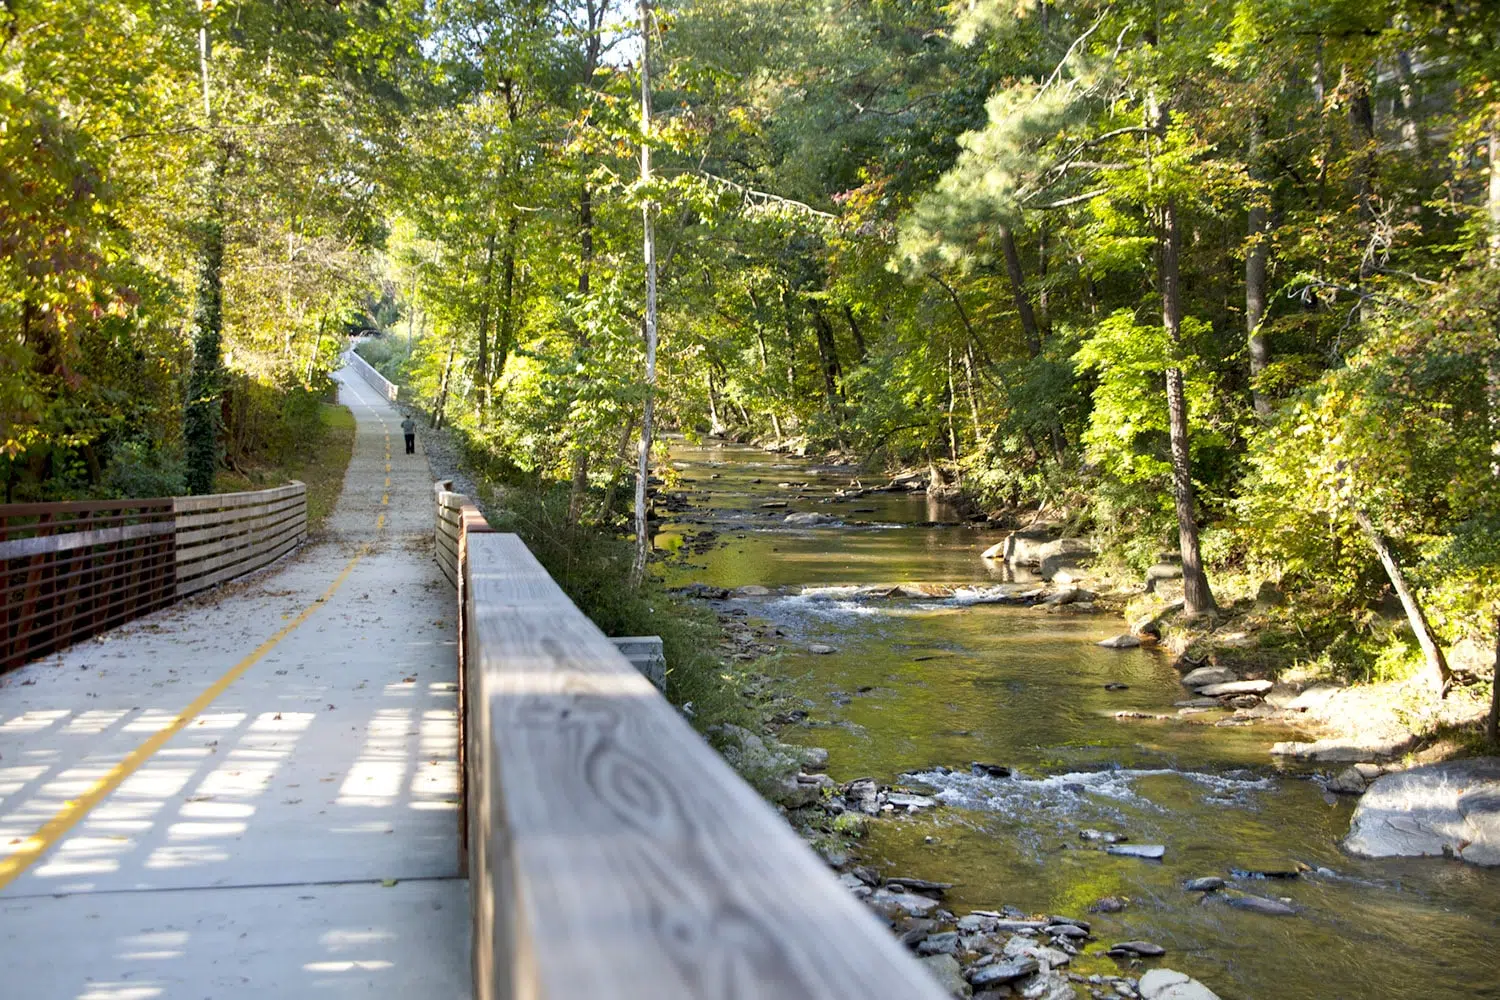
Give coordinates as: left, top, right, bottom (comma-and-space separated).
1, 499, 177, 672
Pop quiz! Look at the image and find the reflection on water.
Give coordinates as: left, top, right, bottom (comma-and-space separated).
659, 441, 1500, 1000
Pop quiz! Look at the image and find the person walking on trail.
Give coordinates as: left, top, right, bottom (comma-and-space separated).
401, 416, 416, 455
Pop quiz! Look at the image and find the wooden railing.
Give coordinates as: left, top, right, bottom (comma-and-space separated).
346, 347, 400, 402
175, 483, 307, 597
1, 482, 307, 672
439, 487, 948, 1000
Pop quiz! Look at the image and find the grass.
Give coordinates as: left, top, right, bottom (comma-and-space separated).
215, 402, 356, 534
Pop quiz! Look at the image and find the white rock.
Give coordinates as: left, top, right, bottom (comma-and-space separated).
1180, 666, 1235, 688
1345, 757, 1500, 866
1140, 968, 1221, 1000
1098, 634, 1141, 649
1106, 844, 1165, 860
1196, 679, 1273, 697
982, 541, 1007, 560
808, 643, 838, 655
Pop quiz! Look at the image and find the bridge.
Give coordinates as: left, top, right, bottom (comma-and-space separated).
0, 363, 945, 1000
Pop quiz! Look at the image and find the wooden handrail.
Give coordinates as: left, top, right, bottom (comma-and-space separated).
449, 514, 947, 999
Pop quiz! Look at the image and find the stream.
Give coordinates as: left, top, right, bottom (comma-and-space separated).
656, 441, 1500, 1000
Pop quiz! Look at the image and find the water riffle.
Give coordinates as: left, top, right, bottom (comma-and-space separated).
657, 441, 1500, 1000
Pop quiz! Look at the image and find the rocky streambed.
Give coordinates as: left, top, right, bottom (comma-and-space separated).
658, 441, 1500, 1000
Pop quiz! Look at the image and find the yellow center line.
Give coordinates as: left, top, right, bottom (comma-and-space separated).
0, 547, 368, 892
0, 401, 401, 891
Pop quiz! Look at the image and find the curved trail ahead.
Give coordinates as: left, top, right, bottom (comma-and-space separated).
0, 368, 470, 998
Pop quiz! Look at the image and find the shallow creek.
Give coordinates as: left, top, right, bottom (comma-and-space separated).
657, 441, 1500, 1000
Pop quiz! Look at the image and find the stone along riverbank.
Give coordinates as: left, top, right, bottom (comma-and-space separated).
654, 441, 1500, 1000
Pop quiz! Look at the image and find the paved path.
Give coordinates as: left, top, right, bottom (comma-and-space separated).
0, 368, 470, 998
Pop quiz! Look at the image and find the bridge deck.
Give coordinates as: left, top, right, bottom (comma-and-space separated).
0, 369, 471, 998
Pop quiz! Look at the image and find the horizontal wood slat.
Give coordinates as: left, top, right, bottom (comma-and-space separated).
0, 520, 175, 560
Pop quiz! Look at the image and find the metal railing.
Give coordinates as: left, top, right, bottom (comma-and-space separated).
1, 482, 307, 672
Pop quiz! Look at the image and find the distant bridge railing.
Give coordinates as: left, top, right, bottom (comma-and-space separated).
345, 347, 400, 402
432, 481, 947, 1000
1, 482, 306, 672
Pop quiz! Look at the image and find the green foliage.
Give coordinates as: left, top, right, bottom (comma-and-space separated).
475, 481, 745, 726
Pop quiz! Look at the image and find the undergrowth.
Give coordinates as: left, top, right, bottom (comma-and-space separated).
472, 480, 750, 732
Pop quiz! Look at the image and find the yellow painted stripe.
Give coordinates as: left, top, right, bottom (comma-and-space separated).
0, 547, 368, 891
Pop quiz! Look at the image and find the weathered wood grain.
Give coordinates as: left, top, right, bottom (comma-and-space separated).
0, 520, 173, 560
462, 531, 948, 1000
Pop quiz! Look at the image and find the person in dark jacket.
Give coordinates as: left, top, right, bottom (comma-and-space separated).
401, 416, 416, 455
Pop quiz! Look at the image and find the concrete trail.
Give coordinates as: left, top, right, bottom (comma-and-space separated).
0, 368, 470, 998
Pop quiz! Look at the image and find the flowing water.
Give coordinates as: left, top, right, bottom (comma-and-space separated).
657, 441, 1500, 1000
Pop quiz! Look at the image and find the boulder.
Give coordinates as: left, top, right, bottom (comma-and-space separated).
1140, 969, 1222, 1000
886, 792, 939, 811
918, 931, 961, 956
1003, 530, 1056, 567
784, 511, 836, 526
1182, 876, 1224, 892
1107, 940, 1166, 957
869, 887, 942, 918
1180, 666, 1236, 688
1106, 844, 1165, 860
920, 954, 972, 998
1098, 634, 1142, 650
1344, 757, 1500, 866
808, 643, 838, 654
1286, 684, 1343, 712
981, 541, 1007, 560
1196, 679, 1273, 697
733, 584, 772, 597
1225, 895, 1296, 916
1144, 563, 1184, 594
1271, 734, 1414, 763
1037, 537, 1095, 581
968, 958, 1038, 988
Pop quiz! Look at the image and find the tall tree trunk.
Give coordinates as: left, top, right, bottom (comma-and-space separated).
493, 216, 518, 405
1395, 51, 1424, 156
962, 342, 982, 446
568, 184, 595, 523
1350, 508, 1451, 695
1154, 98, 1216, 617
1037, 218, 1051, 336
752, 319, 783, 448
305, 317, 324, 383
810, 307, 843, 418
599, 418, 636, 525
945, 347, 958, 462
1347, 67, 1377, 320
474, 228, 498, 424
184, 22, 225, 496
433, 337, 457, 430
843, 304, 867, 361
1247, 114, 1273, 417
706, 367, 725, 437
998, 224, 1041, 356
630, 0, 659, 589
